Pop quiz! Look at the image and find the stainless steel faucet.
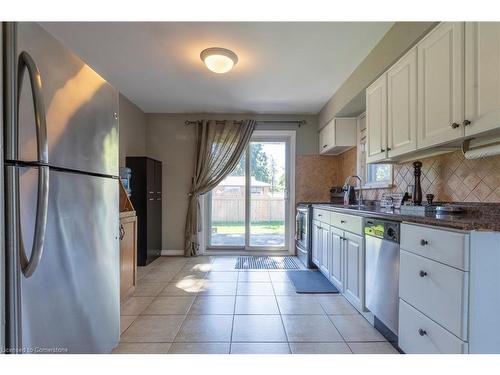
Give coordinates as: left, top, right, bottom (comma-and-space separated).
343, 175, 364, 207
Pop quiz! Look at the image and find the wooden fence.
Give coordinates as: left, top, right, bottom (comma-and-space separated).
212, 197, 285, 222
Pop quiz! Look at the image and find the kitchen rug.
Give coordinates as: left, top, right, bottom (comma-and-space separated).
235, 256, 300, 270
286, 270, 339, 293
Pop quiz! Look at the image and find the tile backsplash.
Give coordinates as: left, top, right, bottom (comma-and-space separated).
296, 149, 500, 204
363, 150, 500, 203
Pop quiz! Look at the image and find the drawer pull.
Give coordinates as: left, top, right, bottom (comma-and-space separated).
420, 239, 428, 246
340, 220, 346, 224
419, 270, 428, 277
318, 214, 322, 217
418, 328, 427, 336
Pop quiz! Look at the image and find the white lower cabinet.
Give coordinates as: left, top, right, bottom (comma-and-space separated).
343, 232, 364, 311
329, 226, 344, 291
312, 212, 365, 313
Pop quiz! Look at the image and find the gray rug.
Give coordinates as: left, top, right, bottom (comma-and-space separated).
235, 256, 300, 270
287, 270, 339, 293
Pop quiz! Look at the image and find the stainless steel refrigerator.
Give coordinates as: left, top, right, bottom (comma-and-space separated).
2, 22, 120, 353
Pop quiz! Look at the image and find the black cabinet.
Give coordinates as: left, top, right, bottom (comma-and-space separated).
126, 157, 163, 266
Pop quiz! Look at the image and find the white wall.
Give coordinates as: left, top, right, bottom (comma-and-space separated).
146, 113, 318, 251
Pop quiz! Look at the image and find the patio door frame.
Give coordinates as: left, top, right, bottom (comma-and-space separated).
203, 130, 296, 255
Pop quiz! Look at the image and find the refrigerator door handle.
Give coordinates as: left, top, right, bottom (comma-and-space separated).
17, 50, 50, 277
17, 50, 49, 164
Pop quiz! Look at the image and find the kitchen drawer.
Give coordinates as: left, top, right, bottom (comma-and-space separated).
399, 299, 468, 354
331, 212, 363, 235
401, 223, 469, 270
313, 208, 331, 224
400, 250, 469, 340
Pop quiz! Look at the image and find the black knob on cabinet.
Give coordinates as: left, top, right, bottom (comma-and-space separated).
381, 148, 386, 152
451, 122, 460, 129
463, 119, 471, 126
420, 239, 428, 246
418, 329, 427, 336
419, 270, 427, 277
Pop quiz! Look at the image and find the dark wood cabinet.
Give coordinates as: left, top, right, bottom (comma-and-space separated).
126, 157, 163, 266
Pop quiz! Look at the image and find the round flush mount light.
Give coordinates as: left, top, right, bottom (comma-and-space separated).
200, 47, 238, 74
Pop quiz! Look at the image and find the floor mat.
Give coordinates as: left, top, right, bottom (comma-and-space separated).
286, 270, 339, 293
235, 256, 300, 270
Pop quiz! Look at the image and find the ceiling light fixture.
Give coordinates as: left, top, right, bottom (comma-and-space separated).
200, 47, 238, 74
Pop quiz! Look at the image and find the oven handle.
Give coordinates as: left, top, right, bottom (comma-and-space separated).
295, 212, 302, 241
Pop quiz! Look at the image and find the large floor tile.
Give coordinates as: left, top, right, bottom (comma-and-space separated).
112, 342, 172, 354
174, 315, 233, 342
205, 271, 239, 282
316, 295, 359, 315
168, 342, 230, 354
171, 271, 207, 282
120, 315, 185, 343
238, 271, 270, 283
120, 315, 137, 335
189, 296, 235, 314
133, 282, 167, 297
160, 280, 204, 296
198, 281, 237, 296
290, 342, 352, 354
276, 295, 325, 314
237, 282, 274, 296
269, 272, 291, 283
230, 343, 290, 354
272, 282, 297, 296
329, 315, 386, 342
181, 263, 213, 273
348, 342, 399, 354
232, 315, 287, 342
143, 296, 195, 315
141, 271, 177, 284
120, 297, 154, 316
235, 296, 279, 314
282, 315, 343, 342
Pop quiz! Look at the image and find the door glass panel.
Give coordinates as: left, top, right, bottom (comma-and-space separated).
209, 153, 246, 247
249, 141, 286, 247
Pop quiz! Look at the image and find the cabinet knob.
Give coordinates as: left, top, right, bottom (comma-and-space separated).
450, 122, 460, 129
381, 148, 386, 152
420, 239, 428, 246
418, 328, 427, 336
340, 220, 346, 224
419, 270, 427, 277
323, 144, 327, 148
463, 119, 471, 127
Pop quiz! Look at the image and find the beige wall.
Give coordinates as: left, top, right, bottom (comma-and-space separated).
146, 113, 319, 251
318, 22, 438, 128
119, 93, 147, 167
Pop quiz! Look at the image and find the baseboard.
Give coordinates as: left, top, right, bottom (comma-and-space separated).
161, 250, 184, 256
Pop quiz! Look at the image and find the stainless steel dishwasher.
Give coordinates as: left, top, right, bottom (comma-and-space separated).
365, 218, 400, 343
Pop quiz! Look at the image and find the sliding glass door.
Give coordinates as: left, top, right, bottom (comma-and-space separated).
208, 132, 291, 251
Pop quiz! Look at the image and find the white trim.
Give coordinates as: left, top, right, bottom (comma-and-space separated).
161, 249, 184, 256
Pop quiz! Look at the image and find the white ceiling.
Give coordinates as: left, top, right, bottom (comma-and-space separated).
40, 22, 393, 114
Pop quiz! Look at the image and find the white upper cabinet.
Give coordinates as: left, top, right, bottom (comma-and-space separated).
417, 22, 465, 148
465, 22, 500, 137
319, 117, 357, 155
387, 48, 418, 157
366, 73, 388, 163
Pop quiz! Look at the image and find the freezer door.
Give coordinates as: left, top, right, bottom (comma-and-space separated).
17, 22, 118, 176
19, 167, 119, 353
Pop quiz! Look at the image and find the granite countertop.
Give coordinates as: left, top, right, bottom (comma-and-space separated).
305, 202, 500, 232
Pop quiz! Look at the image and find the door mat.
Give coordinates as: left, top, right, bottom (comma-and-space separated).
286, 270, 339, 293
235, 256, 300, 270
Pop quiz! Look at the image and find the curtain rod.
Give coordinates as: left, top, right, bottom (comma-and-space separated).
184, 119, 306, 127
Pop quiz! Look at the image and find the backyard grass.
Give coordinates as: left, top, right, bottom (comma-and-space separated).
212, 221, 284, 234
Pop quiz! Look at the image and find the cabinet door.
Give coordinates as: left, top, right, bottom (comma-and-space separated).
417, 22, 465, 148
154, 161, 162, 195
465, 22, 500, 137
146, 158, 155, 195
344, 232, 364, 311
120, 217, 137, 300
319, 226, 330, 276
319, 120, 335, 154
311, 220, 321, 267
329, 227, 344, 291
388, 48, 418, 158
366, 73, 388, 163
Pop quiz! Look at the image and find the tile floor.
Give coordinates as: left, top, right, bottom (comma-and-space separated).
113, 256, 399, 354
